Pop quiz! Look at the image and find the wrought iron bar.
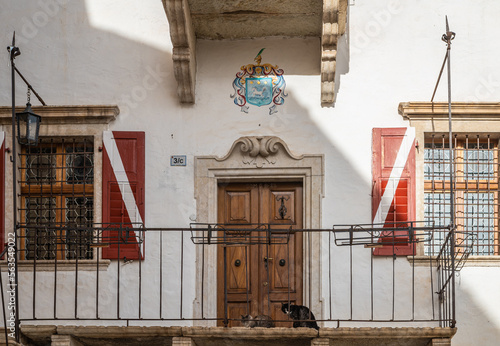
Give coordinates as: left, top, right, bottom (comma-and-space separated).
159, 231, 163, 319
8, 31, 21, 343
139, 235, 142, 319
13, 67, 46, 106
223, 242, 228, 327
442, 16, 457, 328
180, 230, 184, 319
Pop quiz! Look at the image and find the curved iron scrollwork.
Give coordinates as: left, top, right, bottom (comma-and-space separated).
276, 195, 290, 219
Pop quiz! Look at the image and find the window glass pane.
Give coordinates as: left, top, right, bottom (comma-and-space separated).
24, 197, 57, 260
25, 147, 56, 184
66, 197, 94, 259
424, 193, 451, 256
464, 143, 495, 180
66, 144, 94, 184
424, 143, 450, 180
462, 193, 495, 255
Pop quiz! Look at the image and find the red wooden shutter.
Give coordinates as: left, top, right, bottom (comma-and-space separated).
102, 131, 145, 260
372, 128, 416, 256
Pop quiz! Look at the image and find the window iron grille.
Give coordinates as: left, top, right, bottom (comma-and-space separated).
424, 134, 499, 256
19, 138, 94, 260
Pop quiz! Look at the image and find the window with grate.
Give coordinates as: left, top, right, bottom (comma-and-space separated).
424, 134, 499, 256
20, 138, 94, 260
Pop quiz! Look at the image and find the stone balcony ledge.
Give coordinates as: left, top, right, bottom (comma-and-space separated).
15, 325, 456, 346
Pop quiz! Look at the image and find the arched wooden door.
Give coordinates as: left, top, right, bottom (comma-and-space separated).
217, 182, 303, 327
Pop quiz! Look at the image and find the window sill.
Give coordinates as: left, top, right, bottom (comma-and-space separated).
0, 259, 110, 271
408, 255, 500, 267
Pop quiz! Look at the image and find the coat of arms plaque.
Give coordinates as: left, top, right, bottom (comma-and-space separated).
231, 49, 287, 114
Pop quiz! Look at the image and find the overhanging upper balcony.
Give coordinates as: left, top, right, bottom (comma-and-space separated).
161, 0, 348, 107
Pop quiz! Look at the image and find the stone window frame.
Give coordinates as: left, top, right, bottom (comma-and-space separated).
0, 105, 118, 271
400, 102, 500, 266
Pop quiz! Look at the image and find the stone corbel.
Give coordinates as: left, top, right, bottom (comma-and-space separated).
162, 0, 196, 103
321, 0, 347, 107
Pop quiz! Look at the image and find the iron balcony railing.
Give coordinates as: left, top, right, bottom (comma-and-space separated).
1, 222, 462, 344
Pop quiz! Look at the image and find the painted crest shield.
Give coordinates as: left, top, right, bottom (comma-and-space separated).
230, 49, 287, 114
246, 77, 273, 106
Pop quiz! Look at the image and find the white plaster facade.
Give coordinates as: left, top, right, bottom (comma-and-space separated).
1, 1, 500, 345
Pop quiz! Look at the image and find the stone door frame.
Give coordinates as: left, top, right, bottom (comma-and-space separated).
193, 136, 324, 326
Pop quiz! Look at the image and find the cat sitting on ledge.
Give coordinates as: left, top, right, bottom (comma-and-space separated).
281, 303, 320, 330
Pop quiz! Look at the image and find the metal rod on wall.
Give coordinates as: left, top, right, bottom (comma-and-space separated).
430, 16, 456, 328
442, 16, 457, 329
433, 16, 456, 328
7, 31, 20, 345
7, 31, 46, 342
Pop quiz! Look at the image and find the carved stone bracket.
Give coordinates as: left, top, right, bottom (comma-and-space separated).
219, 136, 303, 168
162, 0, 196, 103
321, 0, 347, 107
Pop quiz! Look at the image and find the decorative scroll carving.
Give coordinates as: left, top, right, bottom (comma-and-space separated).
321, 0, 347, 107
220, 136, 302, 168
163, 0, 196, 103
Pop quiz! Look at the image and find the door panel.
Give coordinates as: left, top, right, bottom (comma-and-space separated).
217, 184, 259, 327
269, 243, 295, 290
260, 183, 302, 326
217, 182, 303, 327
227, 246, 250, 291
227, 191, 252, 222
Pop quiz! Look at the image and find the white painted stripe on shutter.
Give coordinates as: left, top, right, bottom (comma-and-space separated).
373, 127, 415, 224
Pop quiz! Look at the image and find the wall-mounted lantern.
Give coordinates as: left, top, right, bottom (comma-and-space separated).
17, 101, 41, 146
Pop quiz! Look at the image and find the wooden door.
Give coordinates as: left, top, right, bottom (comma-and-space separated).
217, 182, 303, 327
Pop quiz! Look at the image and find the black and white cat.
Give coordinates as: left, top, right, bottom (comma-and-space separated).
281, 303, 319, 330
241, 314, 275, 328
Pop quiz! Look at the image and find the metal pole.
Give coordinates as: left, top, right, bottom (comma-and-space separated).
442, 16, 456, 328
6, 33, 45, 341
7, 32, 20, 344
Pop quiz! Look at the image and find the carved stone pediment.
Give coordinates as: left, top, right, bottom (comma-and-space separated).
219, 136, 302, 168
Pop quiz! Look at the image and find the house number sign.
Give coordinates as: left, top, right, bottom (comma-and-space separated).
170, 155, 186, 166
